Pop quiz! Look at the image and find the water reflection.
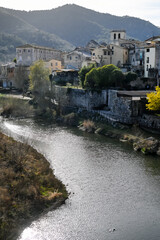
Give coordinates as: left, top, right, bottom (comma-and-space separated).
0, 119, 160, 240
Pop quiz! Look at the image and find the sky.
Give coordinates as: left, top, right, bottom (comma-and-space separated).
0, 0, 160, 27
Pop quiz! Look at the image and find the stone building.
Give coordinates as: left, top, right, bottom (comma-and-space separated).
0, 62, 15, 88
110, 30, 126, 45
107, 90, 151, 123
91, 44, 128, 68
109, 44, 128, 67
16, 44, 62, 66
63, 50, 91, 70
91, 46, 112, 67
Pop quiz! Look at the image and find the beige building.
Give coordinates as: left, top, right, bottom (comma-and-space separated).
91, 44, 128, 67
110, 44, 128, 67
16, 44, 62, 66
110, 30, 126, 45
91, 46, 112, 66
44, 59, 62, 73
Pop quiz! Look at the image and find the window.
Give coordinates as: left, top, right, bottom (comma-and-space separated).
108, 52, 110, 55
23, 49, 26, 52
55, 62, 58, 66
51, 63, 53, 67
146, 65, 149, 71
28, 50, 30, 53
103, 50, 107, 55
70, 56, 72, 60
118, 33, 121, 39
114, 33, 116, 39
146, 48, 150, 52
92, 53, 95, 56
147, 57, 149, 63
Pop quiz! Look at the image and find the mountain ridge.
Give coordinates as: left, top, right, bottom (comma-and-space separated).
0, 4, 160, 63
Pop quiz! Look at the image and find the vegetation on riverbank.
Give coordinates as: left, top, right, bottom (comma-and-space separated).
0, 132, 68, 240
79, 118, 160, 156
0, 95, 34, 118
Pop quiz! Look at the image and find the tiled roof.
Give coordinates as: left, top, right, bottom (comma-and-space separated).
16, 44, 61, 52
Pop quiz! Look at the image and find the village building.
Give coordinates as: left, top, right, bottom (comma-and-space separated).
85, 40, 100, 50
91, 45, 112, 67
91, 44, 128, 68
144, 37, 160, 78
0, 62, 16, 88
109, 44, 128, 67
110, 30, 126, 45
16, 44, 62, 66
63, 50, 91, 70
44, 59, 62, 73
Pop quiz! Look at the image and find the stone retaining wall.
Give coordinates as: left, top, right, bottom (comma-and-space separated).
139, 114, 160, 132
53, 86, 107, 110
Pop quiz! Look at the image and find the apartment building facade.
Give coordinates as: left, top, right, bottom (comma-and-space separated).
16, 44, 62, 66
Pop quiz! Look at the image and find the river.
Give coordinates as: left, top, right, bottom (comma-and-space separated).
1, 118, 160, 240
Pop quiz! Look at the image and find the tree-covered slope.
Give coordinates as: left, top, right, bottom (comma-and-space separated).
6, 4, 160, 46
0, 4, 160, 63
0, 7, 74, 63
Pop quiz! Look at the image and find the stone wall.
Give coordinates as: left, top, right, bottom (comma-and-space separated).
53, 86, 107, 110
108, 90, 132, 117
139, 114, 160, 132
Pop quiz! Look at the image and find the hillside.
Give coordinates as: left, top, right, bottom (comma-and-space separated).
0, 7, 74, 63
0, 4, 160, 63
7, 4, 160, 44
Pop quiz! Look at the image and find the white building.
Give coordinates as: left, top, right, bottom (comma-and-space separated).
144, 37, 160, 78
16, 44, 62, 66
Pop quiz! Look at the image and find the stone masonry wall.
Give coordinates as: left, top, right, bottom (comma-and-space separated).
53, 86, 107, 110
139, 114, 160, 132
108, 90, 132, 117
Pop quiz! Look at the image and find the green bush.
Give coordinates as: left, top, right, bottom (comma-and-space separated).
84, 64, 122, 89
79, 64, 95, 87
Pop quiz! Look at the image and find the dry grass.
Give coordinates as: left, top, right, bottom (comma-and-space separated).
0, 97, 34, 118
0, 132, 68, 240
82, 119, 96, 133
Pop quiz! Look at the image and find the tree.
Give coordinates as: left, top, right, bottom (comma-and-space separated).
99, 64, 119, 88
110, 69, 125, 87
125, 71, 137, 83
84, 64, 121, 89
146, 86, 160, 111
14, 66, 29, 93
84, 68, 99, 89
29, 60, 50, 109
79, 64, 95, 87
29, 60, 50, 96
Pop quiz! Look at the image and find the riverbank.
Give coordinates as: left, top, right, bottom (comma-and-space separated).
0, 132, 68, 240
79, 118, 160, 156
0, 93, 159, 156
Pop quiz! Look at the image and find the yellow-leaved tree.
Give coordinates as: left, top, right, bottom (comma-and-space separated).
146, 86, 160, 111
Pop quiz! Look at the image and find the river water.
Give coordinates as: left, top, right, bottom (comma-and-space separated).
1, 118, 160, 240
